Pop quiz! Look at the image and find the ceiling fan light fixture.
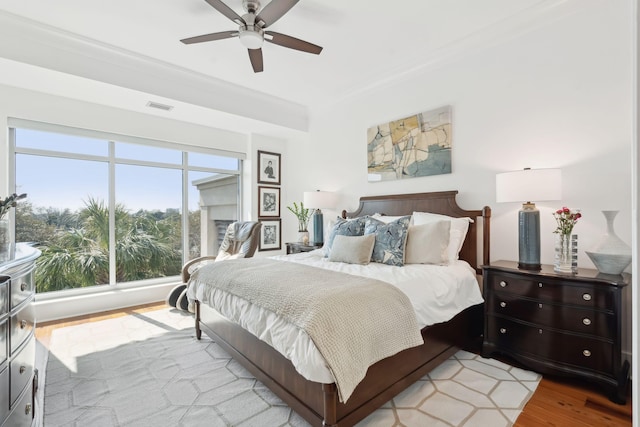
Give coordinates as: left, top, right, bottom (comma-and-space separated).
180, 0, 323, 72
239, 27, 264, 49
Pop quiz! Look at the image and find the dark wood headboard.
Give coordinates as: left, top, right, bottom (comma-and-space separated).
342, 191, 491, 273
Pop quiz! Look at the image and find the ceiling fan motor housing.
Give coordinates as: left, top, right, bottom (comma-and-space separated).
238, 7, 264, 49
243, 0, 260, 14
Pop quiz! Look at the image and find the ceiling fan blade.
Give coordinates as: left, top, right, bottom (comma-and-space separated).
204, 0, 245, 25
180, 30, 238, 44
265, 31, 322, 54
248, 48, 264, 73
255, 0, 299, 28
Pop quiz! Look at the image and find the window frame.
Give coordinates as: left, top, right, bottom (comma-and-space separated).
9, 119, 244, 296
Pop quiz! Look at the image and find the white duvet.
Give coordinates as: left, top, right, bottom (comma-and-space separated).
188, 249, 483, 384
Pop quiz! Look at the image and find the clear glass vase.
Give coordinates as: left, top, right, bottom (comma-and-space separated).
297, 231, 309, 245
554, 233, 577, 274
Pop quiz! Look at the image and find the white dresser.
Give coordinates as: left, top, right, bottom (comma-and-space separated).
0, 244, 40, 427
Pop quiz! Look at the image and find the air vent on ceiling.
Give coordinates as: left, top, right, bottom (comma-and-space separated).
146, 101, 174, 111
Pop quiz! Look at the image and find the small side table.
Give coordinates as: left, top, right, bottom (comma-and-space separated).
286, 242, 323, 254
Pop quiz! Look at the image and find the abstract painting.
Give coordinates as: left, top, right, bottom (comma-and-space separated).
367, 106, 452, 182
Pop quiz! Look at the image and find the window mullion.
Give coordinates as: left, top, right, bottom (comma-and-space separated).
182, 152, 189, 266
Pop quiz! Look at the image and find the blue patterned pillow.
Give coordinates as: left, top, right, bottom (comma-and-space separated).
365, 215, 411, 266
323, 216, 367, 257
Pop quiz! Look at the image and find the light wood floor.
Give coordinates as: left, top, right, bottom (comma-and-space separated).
36, 303, 632, 426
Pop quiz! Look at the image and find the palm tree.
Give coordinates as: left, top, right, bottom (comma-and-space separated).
35, 198, 181, 292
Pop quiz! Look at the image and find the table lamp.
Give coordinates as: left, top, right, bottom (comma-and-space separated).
303, 190, 337, 245
496, 168, 561, 270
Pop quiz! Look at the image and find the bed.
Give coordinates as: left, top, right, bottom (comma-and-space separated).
187, 191, 491, 426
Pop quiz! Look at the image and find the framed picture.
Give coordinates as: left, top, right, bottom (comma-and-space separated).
367, 105, 452, 182
258, 186, 280, 217
259, 219, 281, 251
257, 150, 281, 185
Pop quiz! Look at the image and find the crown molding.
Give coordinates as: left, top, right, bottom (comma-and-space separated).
330, 0, 580, 107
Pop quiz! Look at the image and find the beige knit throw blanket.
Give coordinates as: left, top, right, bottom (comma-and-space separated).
190, 258, 424, 402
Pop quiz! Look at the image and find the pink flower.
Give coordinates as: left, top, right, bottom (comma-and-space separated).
553, 207, 581, 235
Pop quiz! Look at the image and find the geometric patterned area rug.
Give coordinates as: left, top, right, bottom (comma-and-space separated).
43, 308, 540, 426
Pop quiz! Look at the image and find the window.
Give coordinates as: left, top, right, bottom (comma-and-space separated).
10, 121, 243, 293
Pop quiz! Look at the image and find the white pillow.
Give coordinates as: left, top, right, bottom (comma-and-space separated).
328, 234, 375, 264
371, 213, 407, 224
412, 212, 473, 263
404, 221, 451, 265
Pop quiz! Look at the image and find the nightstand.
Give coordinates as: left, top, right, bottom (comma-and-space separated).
285, 242, 323, 254
482, 260, 630, 404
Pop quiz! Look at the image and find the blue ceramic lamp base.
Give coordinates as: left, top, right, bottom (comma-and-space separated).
312, 210, 324, 245
518, 203, 541, 270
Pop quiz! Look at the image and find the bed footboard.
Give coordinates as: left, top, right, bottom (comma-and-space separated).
195, 300, 483, 427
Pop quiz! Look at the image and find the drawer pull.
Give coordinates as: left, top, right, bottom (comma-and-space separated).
538, 329, 543, 334
499, 281, 507, 288
20, 320, 27, 329
19, 365, 26, 374
25, 404, 31, 415
20, 282, 27, 291
583, 318, 592, 326
499, 328, 507, 334
538, 303, 543, 309
582, 293, 592, 301
538, 282, 543, 288
583, 350, 592, 357
499, 302, 506, 308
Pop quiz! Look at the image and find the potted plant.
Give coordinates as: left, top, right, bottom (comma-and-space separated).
287, 202, 312, 244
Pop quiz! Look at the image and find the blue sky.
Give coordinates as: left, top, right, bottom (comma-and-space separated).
15, 129, 236, 212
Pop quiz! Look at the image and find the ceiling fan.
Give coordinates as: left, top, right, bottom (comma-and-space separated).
181, 0, 323, 73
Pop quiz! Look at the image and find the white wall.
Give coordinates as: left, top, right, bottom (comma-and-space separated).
287, 2, 634, 353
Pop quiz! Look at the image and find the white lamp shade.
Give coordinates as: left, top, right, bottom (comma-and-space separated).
496, 168, 562, 203
303, 191, 337, 209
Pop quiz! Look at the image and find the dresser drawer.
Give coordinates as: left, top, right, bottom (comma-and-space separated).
0, 319, 6, 366
0, 366, 8, 423
9, 302, 34, 357
486, 293, 614, 338
10, 336, 34, 408
10, 269, 35, 311
487, 272, 613, 309
3, 380, 33, 427
487, 315, 613, 374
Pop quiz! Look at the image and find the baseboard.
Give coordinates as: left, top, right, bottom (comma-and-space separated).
34, 282, 177, 323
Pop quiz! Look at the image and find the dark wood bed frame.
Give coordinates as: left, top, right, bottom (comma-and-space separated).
194, 191, 491, 426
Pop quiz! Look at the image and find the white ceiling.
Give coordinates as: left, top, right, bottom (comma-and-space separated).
0, 0, 567, 135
